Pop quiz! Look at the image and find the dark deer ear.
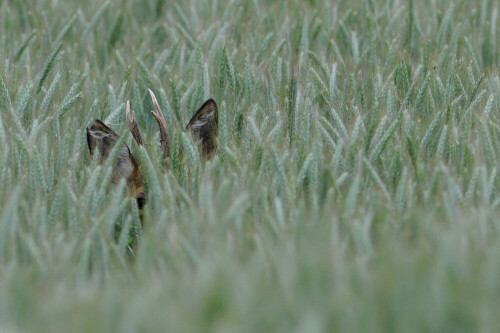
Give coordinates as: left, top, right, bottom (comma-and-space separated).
87, 120, 119, 161
86, 119, 139, 183
185, 99, 218, 160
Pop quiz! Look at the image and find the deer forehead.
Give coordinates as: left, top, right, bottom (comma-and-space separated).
111, 146, 135, 182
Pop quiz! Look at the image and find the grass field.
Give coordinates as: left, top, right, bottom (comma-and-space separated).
1, 0, 500, 331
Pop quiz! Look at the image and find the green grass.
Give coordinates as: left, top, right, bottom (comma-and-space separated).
0, 0, 500, 331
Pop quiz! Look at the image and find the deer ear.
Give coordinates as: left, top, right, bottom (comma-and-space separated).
185, 99, 218, 159
87, 120, 119, 161
86, 119, 138, 182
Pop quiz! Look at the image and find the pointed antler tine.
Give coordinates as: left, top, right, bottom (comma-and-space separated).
126, 100, 133, 122
148, 89, 170, 159
126, 100, 144, 146
149, 89, 163, 117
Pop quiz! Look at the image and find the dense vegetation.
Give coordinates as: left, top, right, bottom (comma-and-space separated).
0, 0, 499, 331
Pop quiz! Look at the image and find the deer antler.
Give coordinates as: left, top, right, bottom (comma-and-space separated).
148, 89, 170, 159
126, 100, 144, 146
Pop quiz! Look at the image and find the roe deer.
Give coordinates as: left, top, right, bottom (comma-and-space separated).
86, 89, 218, 223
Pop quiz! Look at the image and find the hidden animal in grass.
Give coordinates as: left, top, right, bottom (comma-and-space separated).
86, 89, 218, 224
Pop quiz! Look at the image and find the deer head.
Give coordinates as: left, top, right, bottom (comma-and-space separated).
86, 90, 218, 223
